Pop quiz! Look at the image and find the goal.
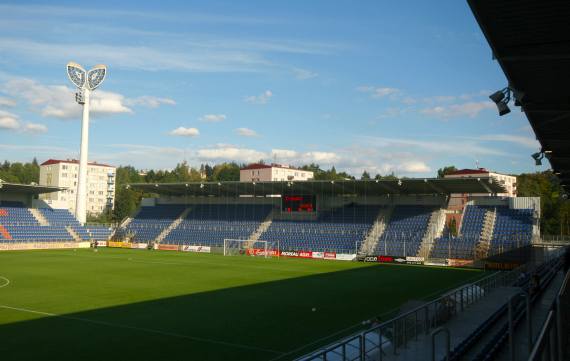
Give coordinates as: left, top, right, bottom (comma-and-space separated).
223, 239, 280, 258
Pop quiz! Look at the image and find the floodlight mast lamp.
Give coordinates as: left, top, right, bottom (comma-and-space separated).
66, 61, 107, 224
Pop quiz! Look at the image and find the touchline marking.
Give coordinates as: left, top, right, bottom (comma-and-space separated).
59, 251, 313, 275
0, 305, 282, 355
0, 276, 10, 288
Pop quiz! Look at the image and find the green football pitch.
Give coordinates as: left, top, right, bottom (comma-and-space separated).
0, 248, 483, 360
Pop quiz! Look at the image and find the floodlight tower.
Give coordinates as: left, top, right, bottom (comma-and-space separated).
66, 62, 107, 224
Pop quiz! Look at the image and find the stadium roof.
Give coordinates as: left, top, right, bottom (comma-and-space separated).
0, 181, 63, 195
127, 177, 506, 197
468, 0, 570, 187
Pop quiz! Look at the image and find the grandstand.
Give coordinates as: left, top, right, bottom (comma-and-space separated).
1, 176, 540, 264
117, 177, 539, 265
0, 182, 114, 246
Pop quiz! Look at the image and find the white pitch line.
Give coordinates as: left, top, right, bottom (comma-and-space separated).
58, 251, 316, 275
0, 276, 10, 288
0, 304, 282, 355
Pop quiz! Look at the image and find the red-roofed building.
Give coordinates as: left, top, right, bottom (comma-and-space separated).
240, 163, 314, 182
444, 168, 517, 197
39, 159, 116, 215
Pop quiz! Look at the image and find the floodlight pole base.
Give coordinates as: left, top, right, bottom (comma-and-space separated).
75, 88, 90, 224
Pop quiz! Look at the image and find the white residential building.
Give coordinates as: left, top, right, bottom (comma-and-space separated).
240, 163, 314, 182
444, 168, 517, 197
39, 159, 116, 215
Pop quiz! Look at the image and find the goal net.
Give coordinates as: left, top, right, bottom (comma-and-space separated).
223, 239, 280, 258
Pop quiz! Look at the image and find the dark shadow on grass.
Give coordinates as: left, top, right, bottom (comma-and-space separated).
0, 262, 481, 361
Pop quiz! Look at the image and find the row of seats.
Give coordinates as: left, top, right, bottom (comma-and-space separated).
430, 206, 534, 259
0, 204, 113, 242
164, 204, 272, 245
115, 204, 188, 241
374, 205, 435, 256
261, 205, 382, 253
115, 202, 535, 258
489, 207, 533, 253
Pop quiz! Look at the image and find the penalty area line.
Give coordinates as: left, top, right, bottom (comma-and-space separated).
0, 304, 283, 355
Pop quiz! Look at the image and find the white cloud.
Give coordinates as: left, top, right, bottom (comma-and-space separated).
1, 77, 174, 120
475, 134, 540, 149
292, 67, 318, 80
269, 148, 340, 166
199, 114, 226, 122
23, 122, 48, 134
364, 136, 507, 157
1, 78, 132, 119
396, 161, 431, 173
271, 149, 299, 159
424, 95, 456, 103
170, 127, 200, 137
0, 96, 16, 107
357, 85, 399, 98
126, 96, 176, 108
197, 146, 266, 163
0, 110, 20, 129
235, 127, 259, 137
245, 90, 273, 104
0, 109, 48, 134
420, 101, 495, 119
304, 151, 340, 163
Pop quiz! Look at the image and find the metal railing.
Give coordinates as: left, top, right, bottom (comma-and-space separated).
528, 267, 569, 361
299, 266, 526, 361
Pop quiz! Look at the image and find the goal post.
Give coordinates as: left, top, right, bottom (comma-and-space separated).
223, 239, 280, 258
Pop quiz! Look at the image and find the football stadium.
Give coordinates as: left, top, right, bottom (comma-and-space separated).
1, 1, 570, 361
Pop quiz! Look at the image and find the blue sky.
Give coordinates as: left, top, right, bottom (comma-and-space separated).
0, 0, 546, 176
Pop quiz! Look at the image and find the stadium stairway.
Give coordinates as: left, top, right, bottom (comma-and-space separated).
417, 208, 446, 258
358, 206, 392, 256
29, 208, 50, 226
154, 207, 191, 243
475, 208, 496, 259
248, 210, 274, 241
65, 225, 82, 242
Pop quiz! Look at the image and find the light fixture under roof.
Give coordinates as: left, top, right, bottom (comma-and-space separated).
531, 152, 544, 166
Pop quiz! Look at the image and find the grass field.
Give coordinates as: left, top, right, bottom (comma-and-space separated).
0, 248, 483, 360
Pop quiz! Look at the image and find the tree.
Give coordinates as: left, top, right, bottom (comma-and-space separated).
212, 163, 240, 181
437, 165, 458, 178
517, 171, 566, 235
113, 186, 139, 222
112, 166, 144, 222
448, 218, 458, 237
361, 170, 371, 180
374, 172, 398, 181
0, 159, 40, 184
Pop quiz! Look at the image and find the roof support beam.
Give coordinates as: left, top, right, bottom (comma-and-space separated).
426, 180, 446, 194
477, 178, 494, 195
